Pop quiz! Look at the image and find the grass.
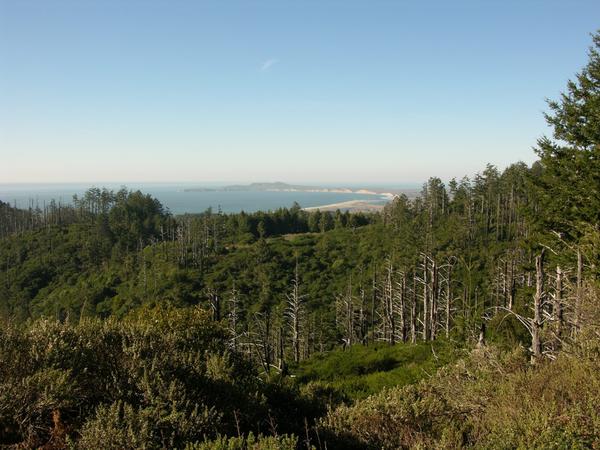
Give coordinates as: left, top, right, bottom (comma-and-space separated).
294, 339, 459, 400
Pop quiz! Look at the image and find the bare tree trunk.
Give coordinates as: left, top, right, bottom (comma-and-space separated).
507, 258, 515, 310
277, 323, 287, 376
574, 250, 583, 335
445, 262, 452, 338
477, 322, 486, 348
422, 254, 429, 341
264, 311, 272, 372
411, 272, 417, 344
359, 284, 366, 344
228, 286, 240, 351
531, 254, 544, 364
400, 274, 407, 342
292, 307, 300, 362
285, 262, 305, 363
430, 260, 438, 341
208, 288, 221, 321
386, 260, 395, 345
347, 281, 354, 346
370, 268, 377, 345
252, 311, 273, 375
336, 280, 355, 348
554, 265, 563, 339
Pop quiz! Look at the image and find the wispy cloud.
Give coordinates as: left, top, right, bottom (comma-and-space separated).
260, 58, 278, 71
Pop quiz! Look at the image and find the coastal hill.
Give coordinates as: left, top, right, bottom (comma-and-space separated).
183, 181, 416, 196
183, 182, 420, 212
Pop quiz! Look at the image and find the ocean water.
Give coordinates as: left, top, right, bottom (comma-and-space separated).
0, 183, 390, 215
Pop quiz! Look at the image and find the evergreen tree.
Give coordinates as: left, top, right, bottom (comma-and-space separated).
534, 31, 600, 241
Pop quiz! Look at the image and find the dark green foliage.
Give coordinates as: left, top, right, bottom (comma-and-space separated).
533, 31, 600, 241
295, 340, 458, 400
0, 170, 537, 353
0, 307, 319, 448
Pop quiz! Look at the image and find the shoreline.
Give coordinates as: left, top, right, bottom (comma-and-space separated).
303, 199, 389, 213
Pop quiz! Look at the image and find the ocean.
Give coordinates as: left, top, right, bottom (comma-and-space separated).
0, 183, 392, 215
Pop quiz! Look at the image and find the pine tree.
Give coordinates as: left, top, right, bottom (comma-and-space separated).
534, 31, 600, 241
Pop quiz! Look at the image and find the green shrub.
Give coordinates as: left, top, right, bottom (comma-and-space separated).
0, 306, 292, 448
320, 346, 600, 449
78, 400, 219, 450
295, 340, 458, 400
186, 432, 301, 450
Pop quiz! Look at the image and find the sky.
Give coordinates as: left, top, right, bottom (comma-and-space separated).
1, 0, 599, 185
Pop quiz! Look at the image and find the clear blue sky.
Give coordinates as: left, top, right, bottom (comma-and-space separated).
1, 0, 598, 184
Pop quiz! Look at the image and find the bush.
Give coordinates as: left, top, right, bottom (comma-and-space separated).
295, 340, 458, 400
186, 432, 301, 450
78, 400, 218, 450
320, 346, 600, 449
0, 306, 284, 448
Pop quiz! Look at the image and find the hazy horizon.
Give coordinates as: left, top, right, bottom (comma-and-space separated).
0, 180, 413, 214
0, 180, 423, 188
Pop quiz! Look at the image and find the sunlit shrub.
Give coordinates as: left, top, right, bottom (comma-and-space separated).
186, 432, 300, 450
0, 306, 278, 448
320, 345, 600, 449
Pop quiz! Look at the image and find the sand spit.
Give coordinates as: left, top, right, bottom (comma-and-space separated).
303, 199, 387, 213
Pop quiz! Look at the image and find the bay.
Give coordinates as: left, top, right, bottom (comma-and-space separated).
0, 183, 390, 215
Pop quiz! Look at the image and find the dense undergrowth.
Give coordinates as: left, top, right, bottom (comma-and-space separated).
1, 307, 598, 449
295, 339, 458, 400
0, 307, 324, 449
320, 344, 600, 449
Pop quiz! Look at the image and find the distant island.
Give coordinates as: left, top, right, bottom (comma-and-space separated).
183, 182, 420, 212
184, 181, 413, 198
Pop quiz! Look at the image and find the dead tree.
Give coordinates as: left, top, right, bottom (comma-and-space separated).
506, 255, 516, 310
416, 253, 439, 341
384, 259, 396, 344
422, 253, 429, 341
554, 265, 564, 340
531, 253, 544, 363
394, 271, 407, 343
498, 251, 548, 364
285, 262, 306, 363
207, 287, 221, 321
369, 267, 378, 345
228, 285, 241, 351
336, 280, 356, 348
477, 322, 486, 348
252, 311, 273, 374
574, 250, 583, 335
429, 259, 439, 341
443, 256, 457, 338
276, 315, 288, 375
411, 272, 417, 344
374, 258, 405, 345
358, 281, 367, 344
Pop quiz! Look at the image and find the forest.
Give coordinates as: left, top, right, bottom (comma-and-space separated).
0, 32, 599, 450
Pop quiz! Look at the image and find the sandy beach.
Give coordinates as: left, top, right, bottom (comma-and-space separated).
303, 199, 388, 212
